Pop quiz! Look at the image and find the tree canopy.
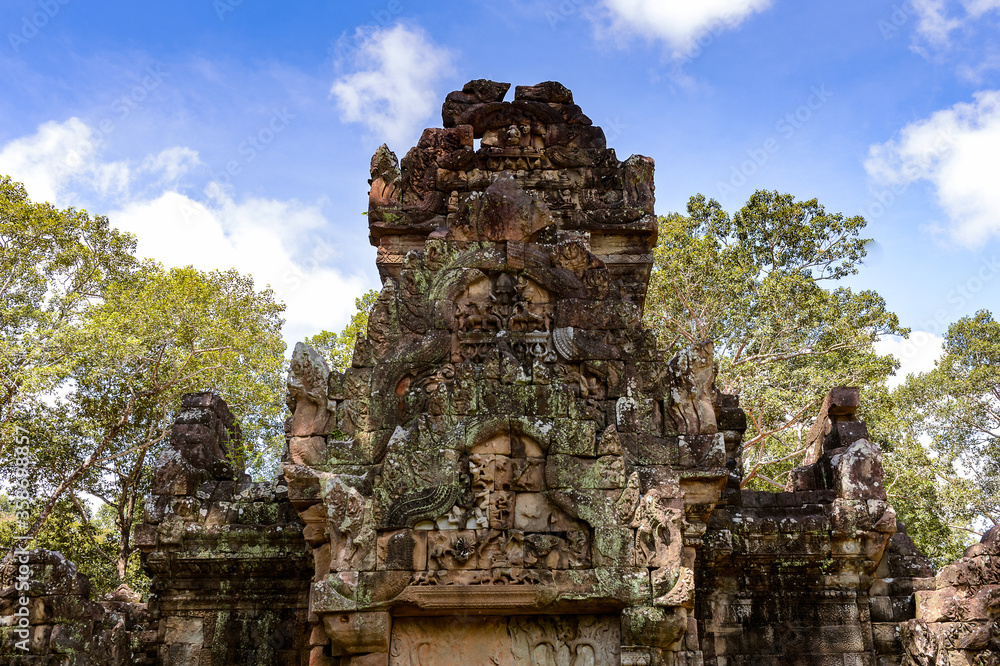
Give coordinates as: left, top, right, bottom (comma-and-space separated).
305, 289, 379, 372
646, 191, 906, 490
886, 311, 1000, 563
0, 175, 136, 453
0, 177, 287, 594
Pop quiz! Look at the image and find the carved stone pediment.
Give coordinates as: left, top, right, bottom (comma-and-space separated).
283, 80, 705, 663
254, 80, 931, 666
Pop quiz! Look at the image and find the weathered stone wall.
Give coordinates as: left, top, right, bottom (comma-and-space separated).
0, 549, 145, 665
7, 79, 988, 666
698, 490, 935, 665
134, 392, 314, 665
272, 79, 947, 665
697, 388, 936, 665
900, 527, 1000, 664
280, 78, 729, 665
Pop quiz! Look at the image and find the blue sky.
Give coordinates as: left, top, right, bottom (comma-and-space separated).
2, 0, 999, 380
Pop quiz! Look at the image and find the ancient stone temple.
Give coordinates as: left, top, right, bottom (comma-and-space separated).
3, 80, 998, 665
290, 78, 724, 663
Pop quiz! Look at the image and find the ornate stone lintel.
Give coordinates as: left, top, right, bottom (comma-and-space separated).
398, 584, 544, 610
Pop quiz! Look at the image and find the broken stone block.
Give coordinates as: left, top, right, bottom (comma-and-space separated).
289, 436, 328, 466
830, 439, 887, 500
323, 611, 391, 657
514, 81, 574, 104
513, 493, 582, 532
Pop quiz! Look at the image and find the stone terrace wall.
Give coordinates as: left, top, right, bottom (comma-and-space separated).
900, 527, 1000, 664
0, 549, 145, 665
134, 392, 314, 665
697, 388, 936, 666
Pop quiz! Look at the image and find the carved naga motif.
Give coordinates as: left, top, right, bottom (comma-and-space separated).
287, 342, 332, 437
369, 143, 401, 215
324, 476, 374, 571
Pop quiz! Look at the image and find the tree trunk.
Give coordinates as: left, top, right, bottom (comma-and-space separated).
116, 447, 147, 583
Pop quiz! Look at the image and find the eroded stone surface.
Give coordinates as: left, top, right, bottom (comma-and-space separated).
135, 392, 313, 665
4, 80, 954, 666
0, 550, 145, 665
899, 526, 1000, 665
290, 79, 726, 664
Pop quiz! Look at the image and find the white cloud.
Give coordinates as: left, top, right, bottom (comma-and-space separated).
0, 117, 130, 206
0, 119, 370, 347
330, 24, 454, 148
875, 332, 946, 388
865, 90, 1000, 246
108, 187, 367, 345
912, 0, 962, 46
912, 0, 1000, 48
139, 146, 200, 185
598, 0, 773, 54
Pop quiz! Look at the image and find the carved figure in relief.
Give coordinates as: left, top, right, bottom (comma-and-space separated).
469, 454, 494, 492
451, 377, 474, 414
583, 268, 610, 299
287, 342, 332, 435
490, 491, 514, 529
550, 239, 595, 276
567, 531, 590, 568
523, 534, 565, 569
615, 472, 641, 523
388, 617, 513, 666
469, 506, 489, 529
495, 272, 516, 304
508, 616, 619, 666
443, 505, 465, 528
428, 531, 477, 570
632, 490, 683, 569
324, 477, 373, 570
340, 397, 368, 435
399, 266, 426, 333
665, 340, 717, 435
477, 530, 523, 569
503, 122, 531, 149
366, 287, 396, 350
453, 270, 556, 364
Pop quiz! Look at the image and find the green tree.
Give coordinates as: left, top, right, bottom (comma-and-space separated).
0, 175, 136, 455
305, 289, 379, 372
889, 310, 1000, 562
1, 494, 128, 596
646, 191, 906, 489
8, 264, 286, 585
0, 177, 287, 594
863, 385, 968, 567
